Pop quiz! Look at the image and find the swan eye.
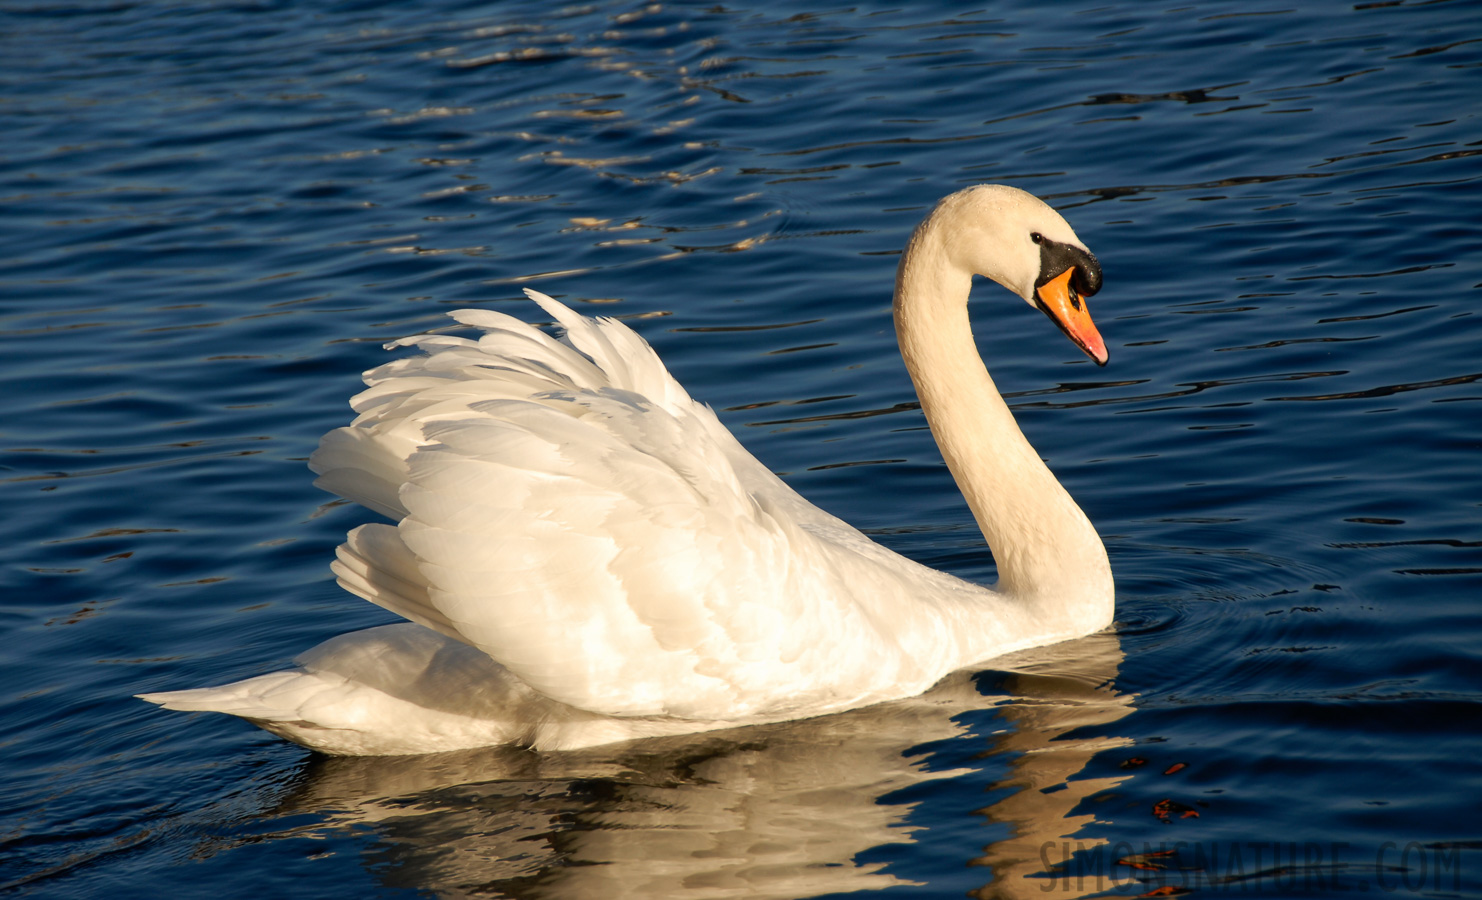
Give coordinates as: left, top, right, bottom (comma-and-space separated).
1030, 232, 1044, 245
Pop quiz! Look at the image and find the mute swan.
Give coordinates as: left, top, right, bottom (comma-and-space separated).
139, 185, 1114, 756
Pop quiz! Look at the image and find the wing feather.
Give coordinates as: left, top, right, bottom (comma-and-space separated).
309, 289, 920, 721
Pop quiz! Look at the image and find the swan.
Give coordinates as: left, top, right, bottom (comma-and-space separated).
139, 185, 1114, 756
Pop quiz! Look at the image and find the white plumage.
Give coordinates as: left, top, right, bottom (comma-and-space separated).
140, 185, 1116, 755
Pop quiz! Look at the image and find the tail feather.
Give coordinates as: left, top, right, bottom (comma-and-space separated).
136, 625, 564, 755
136, 670, 309, 721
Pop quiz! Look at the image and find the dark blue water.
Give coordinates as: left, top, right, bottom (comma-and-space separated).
3, 1, 1481, 897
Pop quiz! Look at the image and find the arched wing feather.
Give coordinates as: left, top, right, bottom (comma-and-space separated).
309, 291, 929, 721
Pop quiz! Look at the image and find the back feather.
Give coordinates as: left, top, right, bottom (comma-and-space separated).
307, 290, 956, 722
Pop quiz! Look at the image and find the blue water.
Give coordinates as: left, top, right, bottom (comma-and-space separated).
3, 1, 1481, 896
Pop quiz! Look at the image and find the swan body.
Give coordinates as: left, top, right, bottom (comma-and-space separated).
140, 185, 1114, 755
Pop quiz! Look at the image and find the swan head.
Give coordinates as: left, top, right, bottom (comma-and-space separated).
928, 185, 1107, 366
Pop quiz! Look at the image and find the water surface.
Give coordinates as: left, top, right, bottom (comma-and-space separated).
3, 1, 1481, 897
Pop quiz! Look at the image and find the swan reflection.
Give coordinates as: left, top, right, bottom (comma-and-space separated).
224, 633, 1130, 898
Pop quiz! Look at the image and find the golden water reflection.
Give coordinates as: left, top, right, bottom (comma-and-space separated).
253, 633, 1131, 899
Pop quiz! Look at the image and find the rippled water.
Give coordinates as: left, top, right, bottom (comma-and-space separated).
3, 1, 1481, 897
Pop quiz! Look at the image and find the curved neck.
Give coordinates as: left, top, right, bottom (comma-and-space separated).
893, 225, 1113, 615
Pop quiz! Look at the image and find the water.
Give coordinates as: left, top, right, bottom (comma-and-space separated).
3, 1, 1480, 896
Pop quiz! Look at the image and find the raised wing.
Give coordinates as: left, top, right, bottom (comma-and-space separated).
309, 291, 928, 722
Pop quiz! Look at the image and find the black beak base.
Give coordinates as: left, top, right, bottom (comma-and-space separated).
1034, 238, 1102, 299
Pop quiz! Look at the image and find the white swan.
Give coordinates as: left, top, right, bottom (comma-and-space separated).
139, 185, 1114, 756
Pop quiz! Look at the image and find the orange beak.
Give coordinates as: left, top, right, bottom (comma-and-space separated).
1035, 268, 1107, 366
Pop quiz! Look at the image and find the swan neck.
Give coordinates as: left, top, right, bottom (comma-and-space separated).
893, 228, 1112, 612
